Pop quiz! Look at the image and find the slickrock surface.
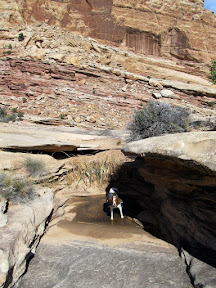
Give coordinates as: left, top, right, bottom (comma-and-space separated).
0, 123, 126, 152
18, 241, 192, 288
17, 194, 192, 288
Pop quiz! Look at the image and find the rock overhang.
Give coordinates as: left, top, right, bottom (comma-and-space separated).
123, 131, 216, 173
116, 131, 216, 271
0, 124, 126, 155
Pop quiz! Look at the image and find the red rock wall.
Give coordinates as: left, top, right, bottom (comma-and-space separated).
1, 0, 216, 62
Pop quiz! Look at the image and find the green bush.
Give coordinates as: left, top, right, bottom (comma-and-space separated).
6, 50, 12, 55
0, 106, 24, 122
24, 158, 46, 177
0, 107, 7, 117
0, 171, 36, 204
18, 32, 25, 42
12, 107, 18, 113
59, 113, 66, 119
207, 101, 215, 107
127, 101, 190, 142
210, 60, 216, 84
7, 114, 16, 122
18, 111, 24, 118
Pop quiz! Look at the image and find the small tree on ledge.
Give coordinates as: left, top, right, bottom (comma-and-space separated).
210, 60, 216, 84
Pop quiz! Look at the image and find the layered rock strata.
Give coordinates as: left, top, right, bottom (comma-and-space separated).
1, 57, 216, 133
109, 131, 216, 287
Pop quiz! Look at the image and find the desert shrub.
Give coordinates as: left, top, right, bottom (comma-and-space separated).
24, 158, 46, 177
59, 113, 66, 119
6, 50, 12, 55
18, 32, 24, 42
6, 114, 16, 122
12, 107, 18, 113
0, 107, 7, 117
207, 101, 215, 107
0, 171, 36, 204
22, 97, 27, 103
0, 106, 24, 122
210, 60, 216, 84
127, 101, 190, 142
17, 111, 24, 118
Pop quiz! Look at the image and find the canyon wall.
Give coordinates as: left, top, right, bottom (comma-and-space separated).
0, 0, 216, 63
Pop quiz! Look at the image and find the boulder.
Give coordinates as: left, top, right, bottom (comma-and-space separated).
64, 55, 80, 66
189, 114, 216, 130
123, 131, 216, 171
152, 92, 162, 99
49, 53, 65, 62
160, 89, 175, 98
98, 56, 111, 66
28, 47, 48, 61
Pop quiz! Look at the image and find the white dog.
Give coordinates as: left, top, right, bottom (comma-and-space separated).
107, 188, 124, 220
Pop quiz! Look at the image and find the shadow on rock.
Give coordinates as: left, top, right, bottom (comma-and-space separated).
108, 159, 216, 268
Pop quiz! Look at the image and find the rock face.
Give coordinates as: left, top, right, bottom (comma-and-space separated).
0, 0, 216, 63
112, 0, 216, 63
0, 190, 54, 288
0, 198, 7, 228
109, 131, 216, 287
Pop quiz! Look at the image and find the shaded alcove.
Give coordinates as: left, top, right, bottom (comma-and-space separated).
125, 26, 197, 61
126, 27, 161, 56
161, 28, 197, 61
107, 158, 216, 268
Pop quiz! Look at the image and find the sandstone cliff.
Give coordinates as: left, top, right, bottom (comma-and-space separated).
0, 0, 216, 63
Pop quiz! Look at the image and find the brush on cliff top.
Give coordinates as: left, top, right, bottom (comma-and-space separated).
127, 101, 190, 142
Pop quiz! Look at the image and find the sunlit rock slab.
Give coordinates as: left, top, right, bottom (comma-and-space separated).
18, 241, 192, 288
0, 123, 126, 152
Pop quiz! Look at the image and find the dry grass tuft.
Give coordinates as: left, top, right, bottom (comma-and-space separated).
66, 155, 121, 187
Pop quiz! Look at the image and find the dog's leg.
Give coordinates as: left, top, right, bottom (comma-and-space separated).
110, 206, 114, 220
118, 204, 124, 219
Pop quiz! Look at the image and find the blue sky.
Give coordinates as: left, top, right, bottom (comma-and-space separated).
204, 0, 216, 14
